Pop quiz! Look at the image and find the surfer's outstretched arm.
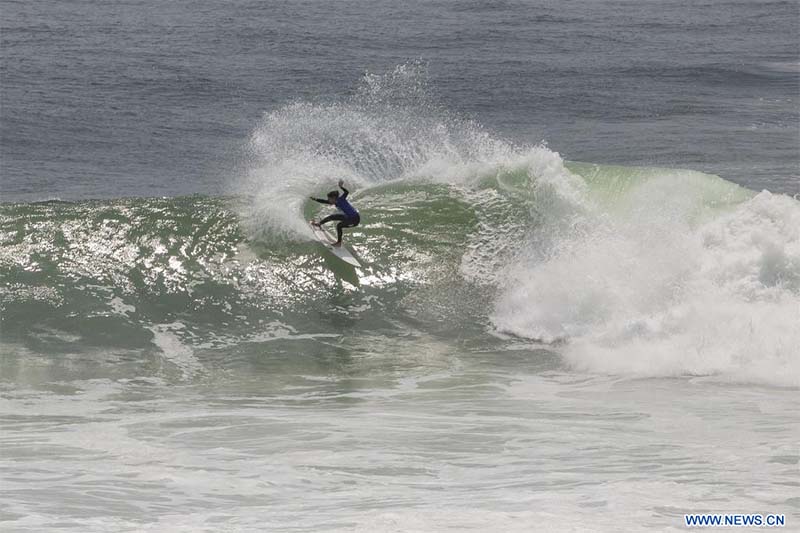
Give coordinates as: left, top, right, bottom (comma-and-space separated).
310, 197, 329, 204
338, 179, 349, 199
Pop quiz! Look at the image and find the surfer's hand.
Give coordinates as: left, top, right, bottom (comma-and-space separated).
338, 179, 344, 188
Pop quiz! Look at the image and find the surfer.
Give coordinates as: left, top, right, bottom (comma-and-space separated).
310, 180, 360, 247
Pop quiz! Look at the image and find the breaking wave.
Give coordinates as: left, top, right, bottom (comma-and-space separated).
2, 64, 798, 387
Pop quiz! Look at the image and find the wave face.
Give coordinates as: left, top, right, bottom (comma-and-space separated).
3, 65, 799, 388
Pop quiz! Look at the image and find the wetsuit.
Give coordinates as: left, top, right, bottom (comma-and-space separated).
312, 185, 360, 243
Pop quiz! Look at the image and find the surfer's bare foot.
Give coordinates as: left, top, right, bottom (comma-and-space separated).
333, 242, 342, 248
310, 220, 320, 227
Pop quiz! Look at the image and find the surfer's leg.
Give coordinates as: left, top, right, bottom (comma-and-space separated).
335, 222, 344, 243
335, 215, 360, 244
319, 214, 346, 226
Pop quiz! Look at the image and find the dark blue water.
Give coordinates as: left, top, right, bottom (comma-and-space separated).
2, 0, 798, 201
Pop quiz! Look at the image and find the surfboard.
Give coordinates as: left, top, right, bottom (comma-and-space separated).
310, 222, 361, 267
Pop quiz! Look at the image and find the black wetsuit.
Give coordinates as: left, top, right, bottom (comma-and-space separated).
312, 185, 360, 243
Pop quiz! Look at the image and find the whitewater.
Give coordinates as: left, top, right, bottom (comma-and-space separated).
2, 63, 798, 531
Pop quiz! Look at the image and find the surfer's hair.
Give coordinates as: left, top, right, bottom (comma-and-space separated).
327, 190, 339, 200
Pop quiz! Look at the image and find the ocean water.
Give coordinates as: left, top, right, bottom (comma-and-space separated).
1, 1, 799, 532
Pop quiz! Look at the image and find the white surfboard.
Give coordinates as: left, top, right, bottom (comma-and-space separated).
310, 222, 361, 267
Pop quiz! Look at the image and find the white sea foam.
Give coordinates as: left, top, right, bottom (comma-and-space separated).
492, 155, 800, 387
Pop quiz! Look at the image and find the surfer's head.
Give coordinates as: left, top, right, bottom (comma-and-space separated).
326, 191, 339, 204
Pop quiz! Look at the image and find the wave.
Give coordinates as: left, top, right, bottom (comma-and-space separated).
2, 64, 798, 388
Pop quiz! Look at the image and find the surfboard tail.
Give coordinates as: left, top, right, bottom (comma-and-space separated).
310, 223, 361, 267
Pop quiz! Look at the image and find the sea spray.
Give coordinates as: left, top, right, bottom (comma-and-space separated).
234, 62, 512, 243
